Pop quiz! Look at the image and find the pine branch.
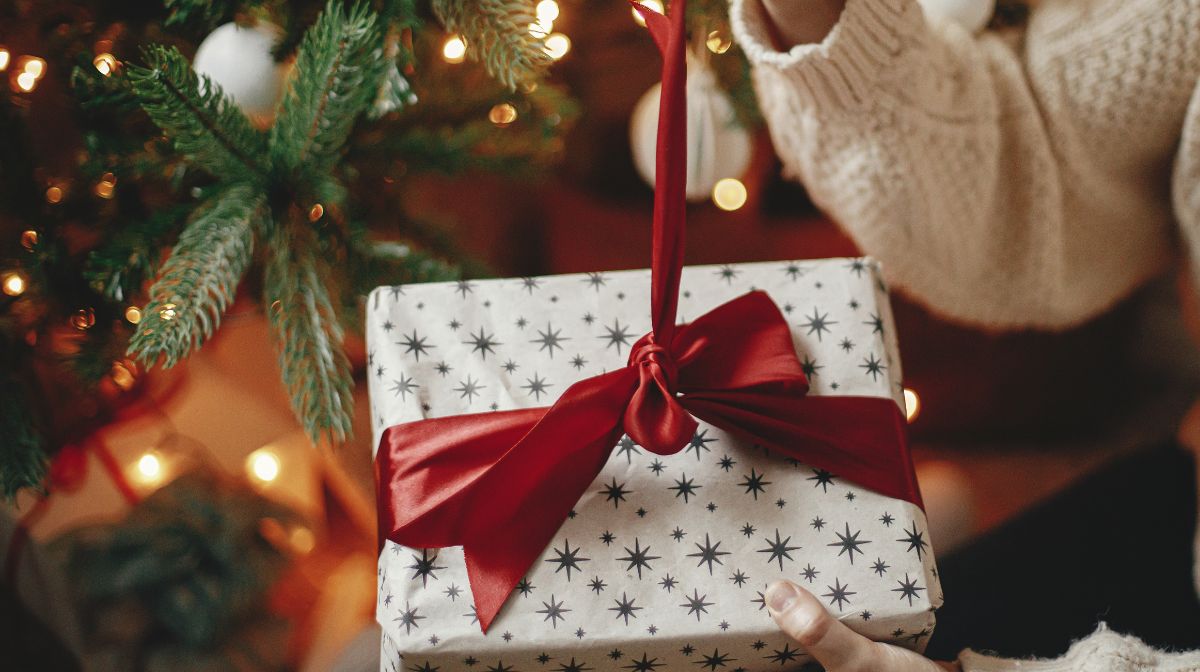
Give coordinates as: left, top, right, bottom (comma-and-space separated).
0, 380, 47, 499
432, 0, 552, 90
128, 185, 264, 368
270, 0, 389, 177
264, 220, 354, 444
126, 45, 267, 181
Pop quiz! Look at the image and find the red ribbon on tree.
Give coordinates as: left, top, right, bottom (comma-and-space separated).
375, 0, 923, 634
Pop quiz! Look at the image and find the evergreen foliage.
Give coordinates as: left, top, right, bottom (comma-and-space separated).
433, 0, 553, 89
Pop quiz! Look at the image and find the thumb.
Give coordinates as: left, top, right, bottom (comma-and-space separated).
765, 580, 881, 671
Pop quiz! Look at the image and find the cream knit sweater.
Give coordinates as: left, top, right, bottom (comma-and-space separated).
731, 0, 1200, 668
731, 0, 1200, 330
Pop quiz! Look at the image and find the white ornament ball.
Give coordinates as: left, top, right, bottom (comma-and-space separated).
629, 63, 752, 202
916, 0, 996, 33
193, 22, 290, 124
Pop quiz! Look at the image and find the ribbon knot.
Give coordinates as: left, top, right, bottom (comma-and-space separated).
629, 336, 677, 387
624, 332, 695, 454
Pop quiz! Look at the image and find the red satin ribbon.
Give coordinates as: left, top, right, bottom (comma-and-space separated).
375, 0, 922, 634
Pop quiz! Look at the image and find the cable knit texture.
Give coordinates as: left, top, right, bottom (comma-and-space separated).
959, 625, 1200, 671
732, 0, 1200, 329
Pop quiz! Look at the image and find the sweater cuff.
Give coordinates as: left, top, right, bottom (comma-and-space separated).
729, 0, 920, 109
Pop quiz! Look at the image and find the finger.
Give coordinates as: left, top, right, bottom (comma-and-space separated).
765, 579, 881, 671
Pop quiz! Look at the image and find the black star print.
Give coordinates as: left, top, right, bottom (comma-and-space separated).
610, 592, 643, 625
617, 538, 662, 579
823, 579, 856, 611
801, 308, 837, 341
893, 573, 926, 605
865, 312, 884, 334
395, 601, 425, 634
802, 564, 819, 582
717, 455, 736, 471
671, 527, 686, 541
609, 650, 624, 661
589, 576, 607, 593
445, 583, 463, 600
730, 569, 749, 587
636, 507, 648, 517
862, 610, 872, 621
545, 540, 589, 580
463, 606, 478, 624
648, 459, 666, 475
860, 353, 886, 381
839, 337, 855, 352
623, 654, 663, 671
398, 330, 435, 361
688, 533, 731, 575
390, 374, 418, 400
570, 354, 587, 369
783, 262, 806, 281
808, 468, 835, 492
669, 474, 702, 503
801, 355, 822, 378
847, 258, 868, 276
715, 265, 739, 284
897, 521, 930, 560
520, 277, 541, 294
502, 359, 518, 374
686, 429, 717, 459
434, 361, 451, 376
448, 319, 461, 331
464, 328, 501, 360
382, 320, 395, 332
575, 627, 585, 639
909, 628, 933, 644
751, 590, 767, 611
615, 435, 640, 463
600, 530, 616, 545
845, 491, 856, 501
892, 628, 906, 638
522, 373, 553, 401
410, 661, 438, 672
600, 319, 634, 354
537, 594, 571, 628
741, 523, 756, 538
811, 516, 826, 530
583, 272, 607, 291
783, 302, 795, 314
872, 558, 891, 576
454, 280, 474, 298
849, 299, 860, 310
758, 529, 801, 570
751, 640, 767, 651
516, 578, 534, 596
765, 643, 801, 664
408, 549, 446, 587
738, 468, 771, 500
880, 512, 895, 527
532, 323, 569, 357
658, 574, 677, 592
582, 312, 596, 325
516, 317, 528, 329
383, 593, 393, 607
696, 649, 736, 670
680, 588, 714, 621
454, 376, 485, 403
829, 523, 872, 564
706, 502, 718, 512
556, 658, 592, 672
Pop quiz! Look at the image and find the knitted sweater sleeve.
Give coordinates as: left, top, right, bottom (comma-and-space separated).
730, 0, 1073, 329
959, 625, 1200, 671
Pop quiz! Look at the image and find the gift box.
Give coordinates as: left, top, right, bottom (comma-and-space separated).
367, 257, 941, 670
368, 3, 938, 668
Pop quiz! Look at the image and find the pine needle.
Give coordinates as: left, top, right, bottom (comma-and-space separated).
432, 0, 552, 90
128, 185, 264, 368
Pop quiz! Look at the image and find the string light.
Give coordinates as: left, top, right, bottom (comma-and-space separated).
536, 0, 560, 24
442, 36, 467, 64
308, 203, 324, 222
632, 0, 664, 26
45, 185, 63, 203
706, 30, 732, 54
544, 33, 571, 60
124, 306, 142, 324
2, 272, 27, 297
289, 526, 316, 554
529, 18, 552, 38
15, 71, 37, 92
135, 451, 163, 484
488, 102, 518, 127
247, 448, 281, 483
158, 302, 178, 321
110, 360, 137, 391
94, 172, 117, 199
21, 57, 44, 78
20, 230, 38, 251
93, 53, 118, 76
712, 178, 748, 211
903, 388, 921, 423
70, 307, 96, 330
0, 48, 9, 71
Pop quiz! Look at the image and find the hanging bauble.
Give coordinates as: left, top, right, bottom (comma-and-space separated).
916, 0, 996, 33
192, 21, 290, 125
629, 59, 751, 202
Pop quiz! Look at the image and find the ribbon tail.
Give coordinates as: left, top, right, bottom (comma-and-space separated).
683, 393, 924, 508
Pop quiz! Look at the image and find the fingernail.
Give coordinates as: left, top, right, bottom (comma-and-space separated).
766, 581, 799, 613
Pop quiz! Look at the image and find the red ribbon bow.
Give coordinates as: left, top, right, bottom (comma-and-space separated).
375, 0, 922, 634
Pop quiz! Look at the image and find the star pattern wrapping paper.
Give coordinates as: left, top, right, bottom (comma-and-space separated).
367, 258, 942, 671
